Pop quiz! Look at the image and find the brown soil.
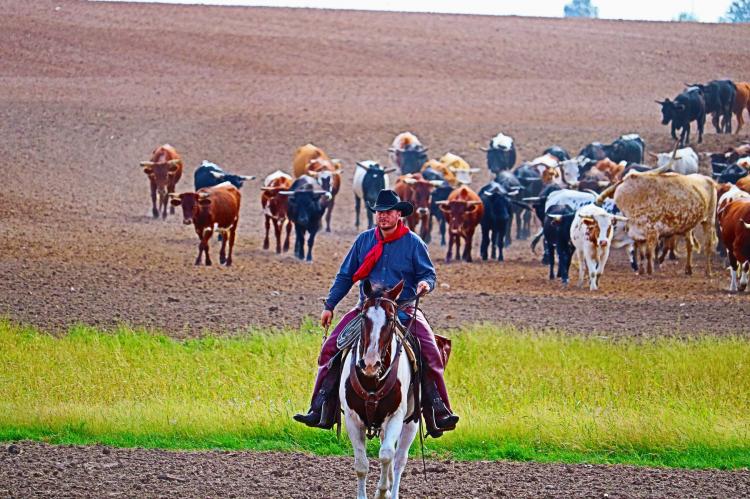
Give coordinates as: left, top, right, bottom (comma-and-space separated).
2, 442, 749, 498
2, 1, 750, 495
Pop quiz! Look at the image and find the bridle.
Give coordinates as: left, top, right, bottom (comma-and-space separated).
348, 296, 404, 438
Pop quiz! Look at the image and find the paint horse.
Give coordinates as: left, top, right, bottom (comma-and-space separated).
340, 279, 419, 499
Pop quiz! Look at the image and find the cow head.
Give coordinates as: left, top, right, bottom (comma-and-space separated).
169, 191, 207, 225
396, 147, 428, 174
437, 199, 482, 235
579, 210, 628, 248
281, 183, 330, 228
657, 98, 685, 125
482, 133, 516, 173
141, 158, 181, 192
401, 175, 442, 216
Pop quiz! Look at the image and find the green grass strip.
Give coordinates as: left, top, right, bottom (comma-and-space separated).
1, 319, 749, 469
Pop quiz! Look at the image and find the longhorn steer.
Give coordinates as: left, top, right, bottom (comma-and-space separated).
597, 168, 717, 276
718, 198, 750, 291
140, 144, 183, 219
170, 182, 241, 266
570, 204, 628, 291
282, 176, 331, 261
389, 132, 428, 174
260, 170, 294, 254
394, 173, 442, 242
439, 152, 480, 185
482, 132, 517, 173
352, 161, 395, 229
478, 181, 519, 262
437, 186, 483, 263
657, 88, 706, 146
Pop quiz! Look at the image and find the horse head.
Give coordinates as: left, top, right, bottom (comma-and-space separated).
358, 279, 404, 378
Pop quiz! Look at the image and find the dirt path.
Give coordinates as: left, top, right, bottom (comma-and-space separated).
2, 0, 750, 494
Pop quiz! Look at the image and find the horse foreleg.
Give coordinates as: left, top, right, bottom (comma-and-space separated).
376, 416, 404, 499
345, 413, 368, 499
391, 420, 418, 499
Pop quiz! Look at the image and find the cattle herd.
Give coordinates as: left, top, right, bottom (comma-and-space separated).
139, 78, 750, 293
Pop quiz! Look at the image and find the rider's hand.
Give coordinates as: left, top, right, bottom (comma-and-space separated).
416, 281, 431, 296
320, 309, 333, 329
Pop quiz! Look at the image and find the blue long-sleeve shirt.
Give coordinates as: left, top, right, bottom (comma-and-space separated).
324, 229, 437, 311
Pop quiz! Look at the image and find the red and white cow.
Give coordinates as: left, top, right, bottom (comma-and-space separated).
292, 144, 342, 232
437, 186, 484, 263
394, 173, 443, 241
260, 170, 294, 254
570, 204, 627, 290
140, 144, 183, 219
170, 182, 241, 266
717, 198, 750, 291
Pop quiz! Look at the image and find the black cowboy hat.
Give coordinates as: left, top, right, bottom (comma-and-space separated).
368, 189, 414, 217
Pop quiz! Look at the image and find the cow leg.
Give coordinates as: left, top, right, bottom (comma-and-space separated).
283, 219, 292, 252
150, 183, 159, 219
263, 215, 271, 250
735, 109, 745, 135
702, 220, 713, 277
354, 196, 361, 229
445, 234, 454, 263
325, 199, 334, 232
645, 233, 658, 275
629, 243, 638, 272
306, 229, 317, 262
159, 191, 168, 220
712, 112, 721, 134
273, 219, 283, 254
439, 218, 446, 246
505, 213, 513, 246
739, 261, 750, 292
577, 248, 586, 287
684, 233, 693, 275
225, 226, 237, 266
294, 226, 305, 260
219, 230, 228, 265
168, 184, 176, 215
698, 114, 705, 143
546, 239, 555, 280
728, 253, 739, 292
559, 244, 572, 285
480, 224, 490, 261
725, 109, 733, 134
496, 221, 505, 262
463, 229, 475, 262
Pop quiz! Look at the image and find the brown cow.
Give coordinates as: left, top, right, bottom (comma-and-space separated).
170, 183, 241, 266
717, 198, 750, 291
733, 82, 750, 134
437, 186, 484, 263
140, 144, 183, 219
394, 173, 442, 241
292, 144, 342, 231
260, 170, 294, 254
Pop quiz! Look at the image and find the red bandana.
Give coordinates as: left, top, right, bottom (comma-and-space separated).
352, 221, 410, 283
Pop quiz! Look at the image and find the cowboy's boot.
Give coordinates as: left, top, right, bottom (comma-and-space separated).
293, 355, 342, 429
421, 378, 459, 438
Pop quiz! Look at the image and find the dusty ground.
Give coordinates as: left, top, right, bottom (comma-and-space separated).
2, 0, 750, 496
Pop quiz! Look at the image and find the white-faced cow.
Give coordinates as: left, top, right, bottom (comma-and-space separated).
570, 204, 628, 291
261, 170, 294, 254
482, 133, 517, 174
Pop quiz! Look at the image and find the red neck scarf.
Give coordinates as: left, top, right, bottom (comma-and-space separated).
352, 221, 410, 283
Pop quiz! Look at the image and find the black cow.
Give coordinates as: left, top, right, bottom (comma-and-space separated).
542, 204, 576, 285
579, 135, 644, 165
543, 145, 570, 162
283, 175, 330, 261
716, 162, 750, 184
483, 134, 517, 174
605, 134, 645, 164
657, 87, 706, 146
194, 160, 255, 190
353, 161, 395, 229
420, 166, 454, 246
493, 171, 528, 244
395, 146, 428, 174
512, 163, 543, 244
478, 181, 518, 262
686, 80, 736, 134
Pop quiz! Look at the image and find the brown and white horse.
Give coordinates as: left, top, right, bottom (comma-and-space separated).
340, 280, 418, 499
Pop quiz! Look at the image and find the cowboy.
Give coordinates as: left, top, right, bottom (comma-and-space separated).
293, 189, 459, 437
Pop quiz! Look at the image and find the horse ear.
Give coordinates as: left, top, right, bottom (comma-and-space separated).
387, 279, 405, 301
363, 279, 373, 297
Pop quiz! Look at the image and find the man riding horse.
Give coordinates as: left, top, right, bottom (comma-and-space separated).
294, 189, 459, 438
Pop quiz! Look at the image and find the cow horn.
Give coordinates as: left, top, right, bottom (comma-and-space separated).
210, 171, 224, 179
278, 190, 295, 196
403, 177, 417, 185
384, 168, 397, 174
647, 151, 658, 159
429, 180, 444, 187
435, 200, 449, 205
356, 162, 368, 169
613, 215, 628, 222
469, 168, 481, 173
198, 191, 210, 199
241, 175, 256, 180
597, 180, 611, 187
579, 216, 595, 223
744, 221, 750, 230
468, 200, 483, 206
479, 147, 489, 152
522, 196, 541, 202
387, 147, 396, 152
167, 159, 182, 166
140, 161, 154, 167
548, 214, 563, 222
508, 190, 520, 197
595, 182, 619, 206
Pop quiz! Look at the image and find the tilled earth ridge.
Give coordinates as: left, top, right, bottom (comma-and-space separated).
2, 0, 750, 495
